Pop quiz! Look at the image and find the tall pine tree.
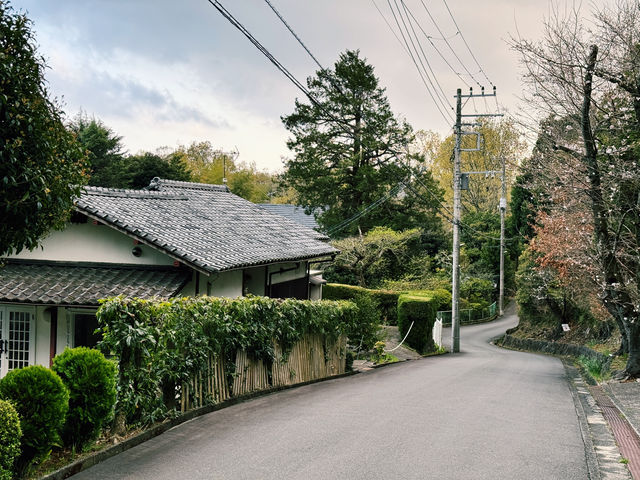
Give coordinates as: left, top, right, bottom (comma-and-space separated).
281, 50, 441, 237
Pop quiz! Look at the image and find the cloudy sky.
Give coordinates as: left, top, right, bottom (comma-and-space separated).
11, 0, 605, 172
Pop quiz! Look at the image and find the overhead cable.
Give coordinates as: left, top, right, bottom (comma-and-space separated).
441, 0, 494, 87
264, 0, 324, 71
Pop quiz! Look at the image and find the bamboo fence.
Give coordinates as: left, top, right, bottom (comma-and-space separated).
180, 354, 229, 412
180, 334, 347, 411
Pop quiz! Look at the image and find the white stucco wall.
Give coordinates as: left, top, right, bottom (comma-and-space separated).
207, 270, 243, 298
10, 223, 175, 266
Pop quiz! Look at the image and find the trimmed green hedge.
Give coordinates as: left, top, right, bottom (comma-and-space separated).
324, 283, 401, 325
397, 294, 438, 354
408, 288, 451, 311
0, 399, 21, 480
97, 295, 361, 428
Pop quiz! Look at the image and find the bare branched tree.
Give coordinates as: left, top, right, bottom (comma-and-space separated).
512, 0, 640, 377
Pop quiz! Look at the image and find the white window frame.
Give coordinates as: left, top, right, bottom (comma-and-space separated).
0, 305, 36, 378
66, 308, 98, 349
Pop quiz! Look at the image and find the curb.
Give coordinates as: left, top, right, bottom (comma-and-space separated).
563, 361, 603, 480
496, 338, 631, 479
40, 370, 358, 480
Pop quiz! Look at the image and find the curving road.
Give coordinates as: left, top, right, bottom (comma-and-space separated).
72, 305, 589, 479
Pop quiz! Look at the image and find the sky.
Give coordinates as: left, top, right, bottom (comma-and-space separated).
10, 0, 606, 173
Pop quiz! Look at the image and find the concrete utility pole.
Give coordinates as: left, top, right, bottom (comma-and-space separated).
499, 156, 506, 317
451, 86, 502, 353
452, 89, 462, 354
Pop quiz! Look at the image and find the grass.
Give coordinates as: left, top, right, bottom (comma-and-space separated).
578, 355, 607, 381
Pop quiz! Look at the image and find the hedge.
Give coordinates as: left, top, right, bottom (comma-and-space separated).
0, 366, 69, 477
408, 288, 451, 312
97, 295, 361, 428
0, 399, 21, 480
397, 294, 438, 354
324, 283, 401, 325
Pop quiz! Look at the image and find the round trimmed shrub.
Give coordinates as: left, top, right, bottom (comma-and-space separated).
0, 365, 69, 476
53, 347, 117, 451
0, 399, 21, 480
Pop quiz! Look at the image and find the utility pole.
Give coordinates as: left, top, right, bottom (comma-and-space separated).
499, 156, 506, 316
451, 86, 502, 353
452, 89, 462, 353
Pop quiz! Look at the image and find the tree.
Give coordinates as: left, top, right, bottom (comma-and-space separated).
427, 119, 525, 214
512, 1, 640, 376
0, 3, 87, 256
126, 152, 191, 189
324, 227, 424, 288
173, 141, 277, 202
281, 50, 431, 236
68, 113, 125, 187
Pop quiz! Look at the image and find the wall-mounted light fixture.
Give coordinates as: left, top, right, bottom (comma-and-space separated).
132, 246, 142, 257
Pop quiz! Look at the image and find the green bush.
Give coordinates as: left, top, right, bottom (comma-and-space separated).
370, 290, 401, 325
97, 295, 360, 428
52, 347, 117, 451
408, 288, 451, 312
0, 366, 69, 477
397, 294, 438, 354
322, 284, 383, 348
460, 277, 494, 307
324, 283, 400, 325
0, 399, 21, 480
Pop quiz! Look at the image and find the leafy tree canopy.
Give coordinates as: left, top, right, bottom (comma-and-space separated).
0, 3, 87, 256
68, 113, 125, 188
281, 50, 439, 237
172, 141, 278, 203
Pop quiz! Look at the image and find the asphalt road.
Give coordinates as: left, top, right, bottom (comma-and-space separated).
73, 305, 589, 479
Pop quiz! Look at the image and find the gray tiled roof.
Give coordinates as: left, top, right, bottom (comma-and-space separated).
75, 179, 336, 274
0, 262, 190, 305
258, 204, 321, 231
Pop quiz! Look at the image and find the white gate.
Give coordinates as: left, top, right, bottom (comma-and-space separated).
432, 318, 443, 348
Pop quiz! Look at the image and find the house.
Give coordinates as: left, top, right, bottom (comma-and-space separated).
0, 179, 337, 377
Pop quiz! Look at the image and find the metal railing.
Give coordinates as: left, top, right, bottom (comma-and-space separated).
436, 301, 497, 326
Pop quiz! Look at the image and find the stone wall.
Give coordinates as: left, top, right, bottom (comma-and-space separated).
498, 334, 613, 370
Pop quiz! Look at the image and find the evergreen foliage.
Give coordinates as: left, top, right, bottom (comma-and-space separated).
324, 283, 401, 325
397, 294, 438, 354
282, 50, 442, 236
0, 3, 87, 256
0, 399, 21, 480
0, 366, 68, 477
52, 347, 117, 451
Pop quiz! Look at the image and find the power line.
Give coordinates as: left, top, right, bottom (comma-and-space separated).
263, 0, 324, 71
384, 0, 453, 124
418, 0, 482, 88
397, 0, 452, 111
441, 0, 494, 87
205, 1, 356, 133
400, 2, 471, 89
205, 1, 312, 102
